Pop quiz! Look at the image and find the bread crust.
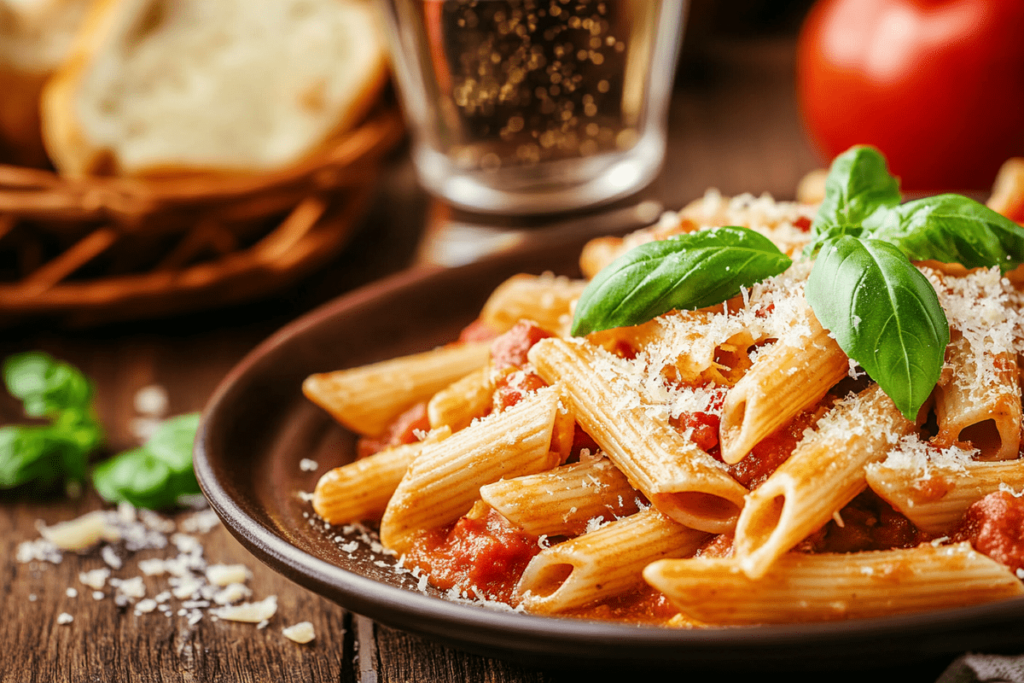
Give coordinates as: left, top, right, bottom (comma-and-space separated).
40, 0, 124, 176
41, 0, 390, 178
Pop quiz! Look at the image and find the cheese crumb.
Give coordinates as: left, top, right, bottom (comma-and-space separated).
57, 613, 74, 625
282, 621, 316, 644
212, 583, 252, 605
299, 459, 319, 472
79, 568, 110, 590
206, 564, 251, 587
212, 596, 277, 623
39, 511, 120, 551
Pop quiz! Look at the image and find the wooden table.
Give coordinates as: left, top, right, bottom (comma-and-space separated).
0, 39, 958, 683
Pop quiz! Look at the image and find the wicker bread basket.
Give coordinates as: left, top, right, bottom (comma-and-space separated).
0, 107, 404, 326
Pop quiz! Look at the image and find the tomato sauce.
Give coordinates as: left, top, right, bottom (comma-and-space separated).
403, 508, 541, 603
799, 489, 928, 554
565, 584, 680, 625
727, 407, 824, 489
490, 320, 553, 370
954, 491, 1024, 574
356, 402, 431, 459
458, 318, 500, 343
491, 370, 548, 413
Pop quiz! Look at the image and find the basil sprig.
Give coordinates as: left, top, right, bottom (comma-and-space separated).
569, 144, 1022, 421
571, 226, 792, 335
863, 193, 1024, 272
92, 413, 202, 509
0, 352, 103, 491
805, 145, 901, 257
806, 237, 949, 419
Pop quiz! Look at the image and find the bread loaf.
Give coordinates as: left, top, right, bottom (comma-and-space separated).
41, 0, 389, 177
0, 0, 93, 165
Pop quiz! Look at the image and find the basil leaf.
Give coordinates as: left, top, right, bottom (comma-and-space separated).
571, 226, 792, 336
3, 351, 93, 417
0, 423, 95, 490
93, 448, 180, 510
806, 236, 949, 420
146, 413, 201, 473
863, 194, 1024, 273
0, 352, 103, 491
92, 412, 201, 508
806, 146, 901, 257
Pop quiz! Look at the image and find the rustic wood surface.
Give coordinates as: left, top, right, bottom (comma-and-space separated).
0, 38, 958, 682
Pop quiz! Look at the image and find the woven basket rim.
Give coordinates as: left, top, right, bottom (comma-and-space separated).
0, 106, 404, 228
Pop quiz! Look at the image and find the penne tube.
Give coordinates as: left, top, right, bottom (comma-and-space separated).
312, 427, 450, 524
718, 309, 849, 464
933, 335, 1021, 461
516, 508, 709, 614
734, 385, 916, 579
480, 457, 640, 537
644, 543, 1024, 625
427, 366, 493, 433
380, 386, 564, 554
528, 337, 748, 534
479, 273, 587, 336
303, 341, 491, 436
867, 455, 1024, 535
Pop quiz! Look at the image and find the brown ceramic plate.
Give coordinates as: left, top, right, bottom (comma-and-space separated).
194, 230, 1024, 671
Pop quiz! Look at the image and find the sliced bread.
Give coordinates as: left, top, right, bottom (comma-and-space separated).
0, 0, 93, 165
42, 0, 389, 177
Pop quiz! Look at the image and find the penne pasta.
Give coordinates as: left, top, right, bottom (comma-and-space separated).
427, 366, 493, 432
479, 273, 587, 336
933, 334, 1021, 461
479, 457, 640, 537
734, 385, 917, 579
516, 508, 708, 614
379, 386, 564, 554
719, 307, 849, 464
300, 175, 1024, 627
867, 445, 1024, 535
645, 543, 1024, 625
528, 337, 748, 534
303, 341, 491, 436
312, 427, 451, 524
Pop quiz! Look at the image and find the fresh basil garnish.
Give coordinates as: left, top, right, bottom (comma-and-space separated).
805, 145, 901, 257
0, 352, 103, 491
571, 226, 792, 336
863, 193, 1024, 273
806, 236, 949, 420
3, 351, 94, 418
92, 413, 202, 509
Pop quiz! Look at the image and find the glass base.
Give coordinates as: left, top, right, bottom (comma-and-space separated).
412, 132, 667, 215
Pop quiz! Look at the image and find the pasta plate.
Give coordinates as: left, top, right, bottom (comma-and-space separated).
194, 231, 1024, 670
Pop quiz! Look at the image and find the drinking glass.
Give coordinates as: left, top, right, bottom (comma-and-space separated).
377, 0, 687, 214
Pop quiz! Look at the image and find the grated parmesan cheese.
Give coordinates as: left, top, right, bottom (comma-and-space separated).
282, 621, 316, 644
212, 596, 277, 623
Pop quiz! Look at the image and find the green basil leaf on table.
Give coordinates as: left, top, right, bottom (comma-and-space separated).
571, 226, 793, 336
0, 421, 99, 490
145, 413, 201, 473
0, 352, 103, 491
3, 351, 94, 417
863, 193, 1024, 273
92, 412, 202, 509
806, 236, 949, 421
805, 145, 901, 257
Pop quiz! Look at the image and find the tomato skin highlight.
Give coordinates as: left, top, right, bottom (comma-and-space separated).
797, 0, 1024, 192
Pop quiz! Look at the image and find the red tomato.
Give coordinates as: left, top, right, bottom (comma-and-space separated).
797, 0, 1024, 192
